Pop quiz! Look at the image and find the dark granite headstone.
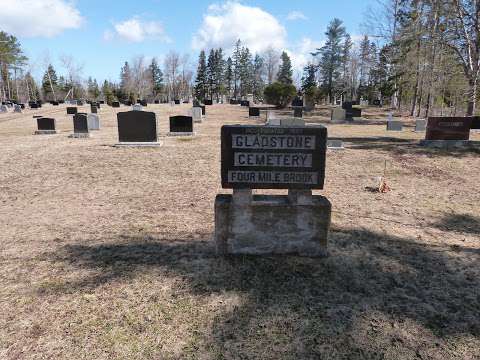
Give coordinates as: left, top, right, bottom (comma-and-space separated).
154, 100, 160, 104
221, 125, 327, 189
230, 99, 239, 105
73, 113, 89, 134
91, 104, 98, 114
37, 117, 56, 131
29, 101, 38, 109
294, 108, 303, 118
174, 99, 180, 105
183, 100, 189, 104
249, 107, 260, 117
204, 99, 213, 106
292, 98, 303, 107
99, 100, 105, 104
170, 116, 193, 133
240, 100, 250, 107
346, 107, 361, 120
36, 101, 42, 108
52, 101, 59, 106
426, 117, 473, 140
59, 100, 65, 104
140, 100, 147, 107
77, 100, 84, 106
373, 99, 381, 107
471, 116, 480, 130
112, 101, 120, 108
67, 107, 78, 115
20, 104, 25, 109
117, 111, 158, 142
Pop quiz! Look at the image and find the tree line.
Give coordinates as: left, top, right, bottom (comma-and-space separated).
1, 0, 479, 116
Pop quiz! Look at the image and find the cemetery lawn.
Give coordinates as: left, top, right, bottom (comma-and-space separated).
1, 104, 479, 359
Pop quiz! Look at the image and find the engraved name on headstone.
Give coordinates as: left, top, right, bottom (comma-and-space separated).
169, 116, 193, 133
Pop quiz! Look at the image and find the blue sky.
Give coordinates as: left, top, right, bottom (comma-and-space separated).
2, 0, 378, 83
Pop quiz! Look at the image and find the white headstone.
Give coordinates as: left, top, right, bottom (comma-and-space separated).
87, 114, 100, 130
132, 104, 143, 111
192, 107, 203, 123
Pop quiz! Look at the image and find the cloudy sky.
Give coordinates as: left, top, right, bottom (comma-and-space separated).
0, 0, 377, 83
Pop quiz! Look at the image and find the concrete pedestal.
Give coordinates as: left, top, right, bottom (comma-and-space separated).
214, 192, 331, 257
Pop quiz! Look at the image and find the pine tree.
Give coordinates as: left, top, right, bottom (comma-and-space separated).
119, 61, 132, 100
225, 57, 233, 98
239, 46, 253, 96
314, 18, 347, 103
149, 58, 163, 98
206, 49, 216, 100
252, 54, 265, 101
232, 39, 242, 98
194, 50, 207, 101
41, 64, 58, 101
214, 48, 226, 101
277, 52, 293, 85
102, 80, 114, 104
302, 64, 317, 91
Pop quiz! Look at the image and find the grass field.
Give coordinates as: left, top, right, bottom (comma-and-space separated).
1, 103, 479, 359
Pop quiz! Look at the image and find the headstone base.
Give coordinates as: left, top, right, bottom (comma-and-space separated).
419, 140, 480, 149
215, 194, 331, 257
114, 142, 163, 147
327, 139, 345, 150
193, 118, 203, 123
34, 130, 57, 135
166, 132, 195, 137
69, 133, 91, 139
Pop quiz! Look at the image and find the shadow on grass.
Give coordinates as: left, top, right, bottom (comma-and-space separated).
433, 213, 480, 235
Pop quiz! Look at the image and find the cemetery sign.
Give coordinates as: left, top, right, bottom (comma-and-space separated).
221, 125, 327, 189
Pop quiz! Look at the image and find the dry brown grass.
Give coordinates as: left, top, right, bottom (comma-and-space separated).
0, 104, 479, 359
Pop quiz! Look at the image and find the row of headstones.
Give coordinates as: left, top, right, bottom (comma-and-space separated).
0, 103, 24, 113
36, 110, 199, 141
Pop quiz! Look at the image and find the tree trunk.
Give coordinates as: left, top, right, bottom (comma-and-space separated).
466, 79, 477, 115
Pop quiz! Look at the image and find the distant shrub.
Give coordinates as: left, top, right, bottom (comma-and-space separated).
264, 82, 297, 108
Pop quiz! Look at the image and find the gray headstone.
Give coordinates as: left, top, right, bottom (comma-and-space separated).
0, 105, 7, 113
132, 104, 143, 111
87, 114, 100, 130
14, 105, 22, 113
327, 139, 344, 149
331, 108, 346, 122
415, 119, 426, 132
192, 107, 203, 123
387, 120, 403, 131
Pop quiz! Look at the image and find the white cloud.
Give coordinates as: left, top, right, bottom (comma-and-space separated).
192, 1, 286, 54
106, 16, 171, 43
0, 0, 83, 37
286, 11, 308, 21
287, 37, 323, 73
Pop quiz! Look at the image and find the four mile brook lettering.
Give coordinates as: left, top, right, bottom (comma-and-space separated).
221, 125, 327, 189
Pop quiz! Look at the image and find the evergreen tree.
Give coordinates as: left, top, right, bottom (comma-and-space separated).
239, 46, 253, 96
194, 50, 207, 101
149, 58, 163, 98
225, 57, 233, 98
214, 48, 225, 101
314, 18, 346, 103
102, 80, 114, 104
277, 52, 293, 85
232, 39, 242, 98
301, 64, 317, 91
41, 64, 58, 101
252, 54, 265, 101
206, 49, 216, 100
119, 61, 132, 100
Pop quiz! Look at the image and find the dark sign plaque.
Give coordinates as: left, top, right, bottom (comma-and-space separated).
221, 125, 327, 189
170, 116, 193, 133
117, 111, 158, 142
37, 118, 56, 131
426, 117, 473, 140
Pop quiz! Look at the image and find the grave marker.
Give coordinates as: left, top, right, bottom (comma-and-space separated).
35, 118, 56, 134
116, 111, 159, 145
112, 101, 120, 108
67, 107, 78, 115
168, 116, 194, 136
249, 107, 260, 117
387, 120, 403, 131
87, 114, 100, 130
70, 113, 90, 138
425, 117, 472, 140
192, 107, 203, 123
0, 105, 7, 113
14, 105, 22, 113
132, 104, 143, 111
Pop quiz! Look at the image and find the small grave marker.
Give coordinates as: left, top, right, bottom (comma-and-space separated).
67, 107, 78, 115
116, 111, 160, 145
249, 107, 260, 117
168, 116, 194, 136
35, 118, 56, 134
70, 113, 90, 138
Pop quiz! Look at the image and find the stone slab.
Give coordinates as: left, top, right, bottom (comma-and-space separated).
34, 130, 57, 135
214, 194, 331, 257
387, 120, 403, 131
419, 140, 480, 149
327, 139, 345, 149
114, 142, 163, 147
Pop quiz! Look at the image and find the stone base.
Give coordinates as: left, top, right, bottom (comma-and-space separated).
193, 119, 203, 123
215, 194, 331, 257
327, 139, 345, 150
34, 130, 57, 135
166, 132, 195, 137
114, 142, 163, 147
420, 140, 480, 149
68, 133, 91, 139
